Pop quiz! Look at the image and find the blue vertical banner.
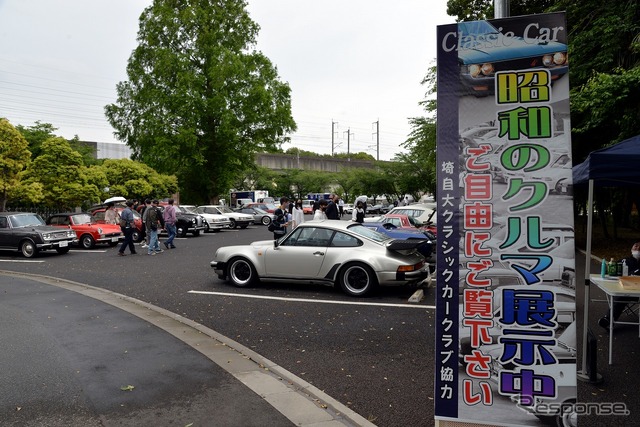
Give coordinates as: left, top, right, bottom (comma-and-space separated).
435, 12, 576, 426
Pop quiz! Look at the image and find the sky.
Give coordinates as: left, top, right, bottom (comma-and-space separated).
0, 0, 453, 161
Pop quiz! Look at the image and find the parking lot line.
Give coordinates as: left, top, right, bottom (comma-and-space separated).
0, 259, 44, 263
188, 290, 435, 309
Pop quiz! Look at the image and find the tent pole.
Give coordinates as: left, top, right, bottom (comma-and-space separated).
578, 179, 594, 381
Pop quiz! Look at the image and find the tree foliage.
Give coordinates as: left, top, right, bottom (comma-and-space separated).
0, 118, 42, 211
96, 158, 179, 202
105, 0, 296, 205
24, 137, 100, 209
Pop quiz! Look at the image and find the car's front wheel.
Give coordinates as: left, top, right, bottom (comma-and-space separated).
228, 257, 257, 287
20, 240, 38, 258
80, 234, 95, 249
338, 262, 377, 297
229, 219, 237, 229
261, 216, 272, 226
177, 226, 188, 237
132, 229, 142, 243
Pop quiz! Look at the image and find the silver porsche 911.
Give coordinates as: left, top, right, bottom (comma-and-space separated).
210, 220, 431, 296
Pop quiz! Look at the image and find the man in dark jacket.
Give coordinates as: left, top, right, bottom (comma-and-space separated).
325, 194, 340, 220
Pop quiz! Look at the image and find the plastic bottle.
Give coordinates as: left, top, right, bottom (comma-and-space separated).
623, 259, 629, 276
608, 258, 617, 276
601, 259, 607, 278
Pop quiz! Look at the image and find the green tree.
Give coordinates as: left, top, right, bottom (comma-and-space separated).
105, 0, 296, 206
0, 119, 43, 211
25, 137, 101, 209
446, 0, 553, 22
97, 158, 179, 201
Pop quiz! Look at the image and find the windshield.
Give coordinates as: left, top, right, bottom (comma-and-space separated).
347, 224, 391, 243
253, 207, 268, 214
180, 205, 197, 214
458, 20, 499, 37
72, 213, 94, 225
10, 213, 45, 227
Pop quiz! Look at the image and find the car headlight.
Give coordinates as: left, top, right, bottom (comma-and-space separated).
543, 52, 567, 67
42, 233, 52, 241
67, 230, 75, 238
191, 218, 197, 224
469, 63, 494, 77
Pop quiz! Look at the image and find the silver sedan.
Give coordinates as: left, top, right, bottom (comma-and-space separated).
210, 220, 431, 296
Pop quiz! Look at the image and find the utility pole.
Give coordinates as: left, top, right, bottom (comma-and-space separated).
372, 120, 379, 160
494, 0, 509, 18
343, 128, 353, 157
331, 120, 338, 156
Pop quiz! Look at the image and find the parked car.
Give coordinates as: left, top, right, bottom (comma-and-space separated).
0, 212, 76, 258
246, 202, 277, 213
196, 205, 254, 229
301, 200, 315, 214
210, 221, 431, 297
234, 207, 275, 226
90, 205, 144, 243
157, 204, 207, 237
386, 204, 436, 227
342, 203, 354, 215
456, 19, 568, 97
182, 205, 231, 232
367, 204, 391, 215
46, 212, 123, 249
360, 222, 434, 259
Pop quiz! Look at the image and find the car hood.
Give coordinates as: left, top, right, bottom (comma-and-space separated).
460, 37, 566, 64
22, 225, 70, 233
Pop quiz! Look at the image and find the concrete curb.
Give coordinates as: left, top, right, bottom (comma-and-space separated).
0, 269, 376, 427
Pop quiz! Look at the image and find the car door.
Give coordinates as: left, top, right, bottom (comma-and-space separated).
264, 226, 333, 279
0, 216, 12, 249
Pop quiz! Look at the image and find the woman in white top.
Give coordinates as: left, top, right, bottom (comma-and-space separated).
292, 200, 305, 228
313, 199, 328, 220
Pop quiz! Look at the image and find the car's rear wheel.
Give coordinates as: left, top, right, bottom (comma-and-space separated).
261, 216, 272, 226
228, 257, 257, 287
80, 234, 95, 249
338, 262, 377, 296
56, 247, 70, 254
229, 219, 237, 229
20, 240, 38, 258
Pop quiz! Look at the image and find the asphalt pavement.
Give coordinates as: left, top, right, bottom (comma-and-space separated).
0, 270, 374, 427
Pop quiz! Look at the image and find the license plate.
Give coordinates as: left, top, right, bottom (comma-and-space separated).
59, 241, 68, 247
112, 237, 119, 242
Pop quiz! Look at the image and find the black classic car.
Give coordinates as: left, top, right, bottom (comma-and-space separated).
0, 212, 76, 258
158, 204, 207, 237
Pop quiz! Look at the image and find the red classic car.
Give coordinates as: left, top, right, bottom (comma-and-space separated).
90, 206, 144, 242
380, 213, 437, 235
46, 212, 123, 249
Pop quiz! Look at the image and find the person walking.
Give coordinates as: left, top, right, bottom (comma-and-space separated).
146, 199, 164, 255
272, 197, 290, 240
292, 199, 305, 229
352, 201, 365, 223
338, 197, 344, 218
117, 200, 137, 256
325, 194, 340, 220
163, 198, 177, 249
104, 202, 118, 225
139, 199, 150, 248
